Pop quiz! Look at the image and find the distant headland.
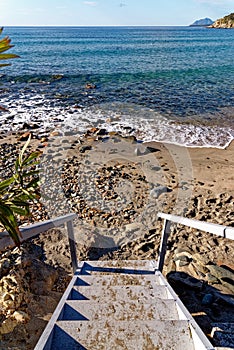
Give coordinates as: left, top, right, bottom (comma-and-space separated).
189, 18, 213, 27
209, 13, 234, 28
190, 13, 234, 29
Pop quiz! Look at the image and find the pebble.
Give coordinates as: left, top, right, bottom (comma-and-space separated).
201, 293, 214, 306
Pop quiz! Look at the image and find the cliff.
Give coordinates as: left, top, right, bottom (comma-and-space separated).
209, 13, 234, 28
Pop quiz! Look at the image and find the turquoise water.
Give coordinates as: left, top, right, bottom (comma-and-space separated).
1, 26, 234, 147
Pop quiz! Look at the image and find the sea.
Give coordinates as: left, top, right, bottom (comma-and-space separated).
0, 26, 234, 148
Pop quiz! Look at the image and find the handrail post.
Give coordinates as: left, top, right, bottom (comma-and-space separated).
66, 220, 78, 273
156, 219, 171, 272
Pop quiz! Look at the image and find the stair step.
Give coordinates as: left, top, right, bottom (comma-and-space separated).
60, 299, 179, 321
51, 320, 195, 350
74, 274, 161, 287
69, 285, 169, 301
81, 260, 155, 275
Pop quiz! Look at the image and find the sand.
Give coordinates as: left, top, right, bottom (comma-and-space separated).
0, 131, 233, 349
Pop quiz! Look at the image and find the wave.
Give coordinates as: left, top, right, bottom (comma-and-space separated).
0, 94, 233, 149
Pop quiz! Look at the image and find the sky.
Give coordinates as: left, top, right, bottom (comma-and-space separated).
0, 0, 233, 26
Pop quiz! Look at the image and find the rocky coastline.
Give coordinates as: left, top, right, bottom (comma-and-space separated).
209, 12, 234, 28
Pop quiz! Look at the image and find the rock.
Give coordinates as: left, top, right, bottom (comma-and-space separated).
190, 18, 214, 27
211, 323, 234, 348
80, 145, 92, 153
209, 13, 234, 29
12, 310, 30, 323
145, 146, 160, 153
17, 131, 31, 141
174, 250, 193, 259
0, 105, 9, 112
168, 272, 204, 290
201, 293, 214, 306
0, 317, 18, 335
206, 273, 220, 284
206, 264, 234, 281
50, 130, 62, 137
125, 223, 141, 233
22, 122, 40, 130
174, 255, 191, 267
85, 83, 96, 89
0, 258, 11, 278
220, 279, 234, 294
96, 129, 108, 136
213, 291, 234, 307
150, 186, 172, 198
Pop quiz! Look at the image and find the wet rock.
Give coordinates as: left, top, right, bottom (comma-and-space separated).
85, 83, 96, 89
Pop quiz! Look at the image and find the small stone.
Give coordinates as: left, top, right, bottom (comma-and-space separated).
150, 186, 171, 198
206, 273, 219, 284
201, 293, 214, 306
207, 264, 234, 280
12, 310, 30, 323
17, 131, 31, 141
80, 145, 92, 153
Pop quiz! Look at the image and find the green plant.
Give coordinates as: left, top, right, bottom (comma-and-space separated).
0, 27, 19, 68
0, 136, 41, 247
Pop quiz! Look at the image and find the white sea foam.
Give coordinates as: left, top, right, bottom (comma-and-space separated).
0, 95, 233, 149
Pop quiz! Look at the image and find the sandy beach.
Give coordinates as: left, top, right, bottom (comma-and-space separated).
0, 129, 233, 349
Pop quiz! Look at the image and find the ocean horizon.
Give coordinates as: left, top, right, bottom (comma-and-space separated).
0, 26, 233, 148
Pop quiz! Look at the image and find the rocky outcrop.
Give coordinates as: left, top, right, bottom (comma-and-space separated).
209, 13, 234, 28
190, 18, 213, 27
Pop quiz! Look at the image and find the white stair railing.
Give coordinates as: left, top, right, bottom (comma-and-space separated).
157, 212, 234, 272
0, 213, 78, 272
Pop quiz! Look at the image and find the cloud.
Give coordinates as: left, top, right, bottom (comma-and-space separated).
83, 1, 97, 6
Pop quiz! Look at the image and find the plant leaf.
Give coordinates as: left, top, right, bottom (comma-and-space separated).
10, 205, 30, 216
18, 134, 31, 165
22, 151, 40, 166
0, 53, 20, 60
0, 63, 11, 67
0, 204, 21, 246
0, 177, 15, 193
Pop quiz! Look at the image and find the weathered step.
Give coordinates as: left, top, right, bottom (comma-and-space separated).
51, 320, 195, 350
80, 260, 156, 275
69, 285, 169, 301
74, 274, 161, 287
60, 299, 179, 321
